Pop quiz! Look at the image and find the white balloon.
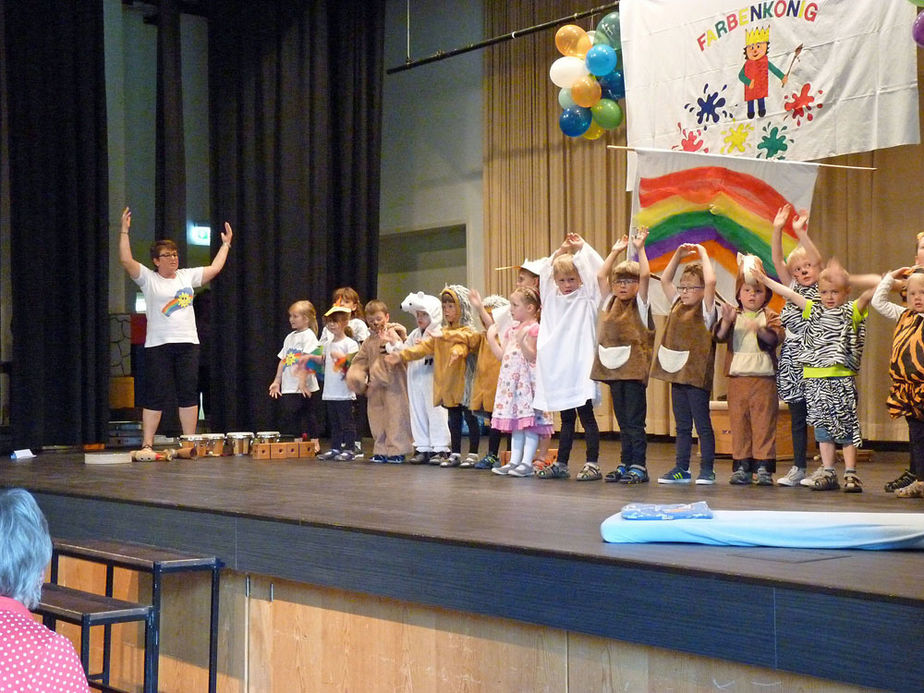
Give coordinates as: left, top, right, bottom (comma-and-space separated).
549, 56, 589, 88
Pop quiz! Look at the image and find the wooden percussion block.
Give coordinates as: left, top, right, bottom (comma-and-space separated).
270, 443, 297, 459
298, 442, 317, 458
251, 443, 272, 459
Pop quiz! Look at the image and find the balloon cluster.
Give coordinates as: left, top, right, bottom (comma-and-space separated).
549, 12, 625, 139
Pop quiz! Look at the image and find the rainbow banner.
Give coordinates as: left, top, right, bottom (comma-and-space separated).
632, 148, 817, 312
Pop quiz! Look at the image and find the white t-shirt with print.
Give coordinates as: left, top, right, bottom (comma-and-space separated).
322, 336, 358, 401
277, 329, 321, 394
133, 265, 204, 347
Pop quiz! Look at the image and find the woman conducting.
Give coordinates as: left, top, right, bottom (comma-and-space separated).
118, 206, 233, 449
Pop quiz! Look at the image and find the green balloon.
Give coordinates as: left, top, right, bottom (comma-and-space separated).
596, 11, 621, 48
591, 98, 623, 130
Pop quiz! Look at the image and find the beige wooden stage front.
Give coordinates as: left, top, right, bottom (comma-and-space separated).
52, 561, 872, 692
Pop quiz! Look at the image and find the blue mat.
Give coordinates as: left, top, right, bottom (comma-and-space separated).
601, 508, 924, 550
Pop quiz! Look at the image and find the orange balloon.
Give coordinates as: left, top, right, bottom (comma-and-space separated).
582, 121, 605, 141
571, 75, 601, 108
574, 34, 592, 58
555, 24, 591, 58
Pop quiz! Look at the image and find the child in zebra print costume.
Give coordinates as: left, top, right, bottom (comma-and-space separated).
755, 259, 874, 493
770, 204, 822, 487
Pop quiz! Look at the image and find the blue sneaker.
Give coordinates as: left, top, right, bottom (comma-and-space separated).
473, 453, 499, 470
370, 454, 388, 463
386, 455, 405, 464
658, 466, 692, 484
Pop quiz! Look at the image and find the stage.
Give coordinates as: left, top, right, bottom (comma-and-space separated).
2, 439, 922, 690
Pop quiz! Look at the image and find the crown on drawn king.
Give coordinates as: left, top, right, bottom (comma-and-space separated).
745, 26, 770, 45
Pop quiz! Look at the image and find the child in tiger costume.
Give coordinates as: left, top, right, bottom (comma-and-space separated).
872, 268, 924, 498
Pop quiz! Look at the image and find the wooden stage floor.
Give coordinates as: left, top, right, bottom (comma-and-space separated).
2, 438, 923, 689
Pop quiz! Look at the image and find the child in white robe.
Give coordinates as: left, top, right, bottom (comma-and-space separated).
533, 233, 604, 480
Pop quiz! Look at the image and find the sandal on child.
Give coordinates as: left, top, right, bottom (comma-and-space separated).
620, 465, 649, 484
604, 465, 627, 483
576, 463, 602, 481
843, 472, 863, 494
811, 471, 840, 491
535, 462, 570, 479
895, 479, 924, 498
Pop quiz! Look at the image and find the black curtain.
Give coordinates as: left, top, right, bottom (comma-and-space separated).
208, 0, 384, 431
155, 0, 187, 253
3, 0, 109, 449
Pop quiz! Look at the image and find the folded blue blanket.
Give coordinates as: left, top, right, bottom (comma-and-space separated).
620, 501, 713, 520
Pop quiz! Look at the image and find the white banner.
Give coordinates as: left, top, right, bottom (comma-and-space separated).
621, 0, 919, 161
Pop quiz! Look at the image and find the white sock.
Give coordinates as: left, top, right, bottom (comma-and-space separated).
509, 430, 525, 467
522, 431, 539, 466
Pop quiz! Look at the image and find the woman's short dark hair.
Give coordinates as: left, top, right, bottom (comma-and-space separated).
149, 239, 178, 261
0, 488, 52, 609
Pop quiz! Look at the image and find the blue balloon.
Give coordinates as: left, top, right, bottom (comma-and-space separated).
559, 106, 592, 137
558, 88, 576, 110
598, 69, 625, 101
585, 45, 617, 77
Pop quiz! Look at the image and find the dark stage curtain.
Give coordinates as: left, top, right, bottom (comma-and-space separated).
3, 0, 109, 449
155, 0, 187, 255
208, 0, 384, 431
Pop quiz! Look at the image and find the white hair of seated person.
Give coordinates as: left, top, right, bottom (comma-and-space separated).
0, 488, 53, 609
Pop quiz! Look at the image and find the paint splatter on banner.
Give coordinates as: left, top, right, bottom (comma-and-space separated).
631, 148, 818, 312
620, 0, 919, 161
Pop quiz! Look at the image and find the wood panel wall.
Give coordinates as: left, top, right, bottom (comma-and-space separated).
51, 559, 869, 692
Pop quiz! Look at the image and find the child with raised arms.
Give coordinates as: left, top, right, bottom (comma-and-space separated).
754, 259, 874, 492
533, 233, 604, 481
590, 228, 655, 483
651, 243, 718, 485
872, 267, 924, 498
770, 204, 822, 486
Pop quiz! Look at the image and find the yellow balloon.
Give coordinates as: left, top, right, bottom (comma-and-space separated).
555, 24, 591, 58
582, 121, 605, 141
571, 75, 601, 108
